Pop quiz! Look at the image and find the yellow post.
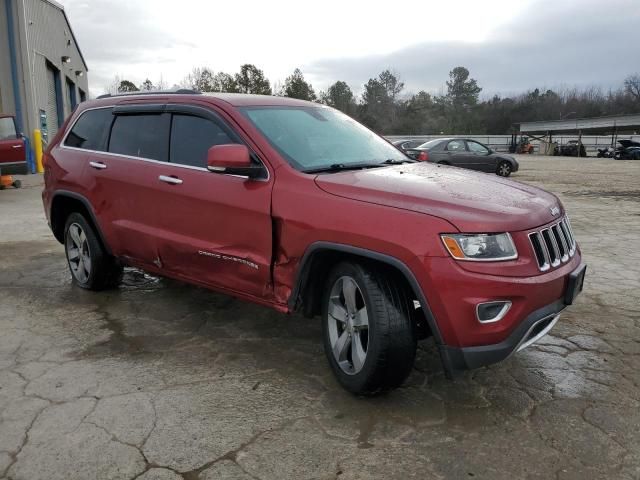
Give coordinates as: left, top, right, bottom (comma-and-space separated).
33, 129, 44, 173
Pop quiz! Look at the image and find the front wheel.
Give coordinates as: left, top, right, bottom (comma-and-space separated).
64, 212, 123, 290
322, 262, 417, 395
497, 161, 513, 177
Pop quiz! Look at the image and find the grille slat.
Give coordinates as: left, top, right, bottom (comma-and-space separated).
541, 229, 560, 266
551, 225, 568, 261
529, 217, 577, 271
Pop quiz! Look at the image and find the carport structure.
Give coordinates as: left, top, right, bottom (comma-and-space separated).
516, 113, 640, 154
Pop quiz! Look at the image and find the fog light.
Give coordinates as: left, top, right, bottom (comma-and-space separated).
476, 301, 511, 323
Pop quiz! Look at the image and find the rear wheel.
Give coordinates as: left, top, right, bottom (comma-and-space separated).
322, 261, 416, 395
497, 161, 512, 177
64, 212, 122, 290
436, 160, 450, 166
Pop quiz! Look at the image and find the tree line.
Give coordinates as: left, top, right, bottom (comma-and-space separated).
111, 66, 640, 135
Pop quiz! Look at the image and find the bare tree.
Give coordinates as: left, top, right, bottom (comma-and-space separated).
624, 74, 640, 101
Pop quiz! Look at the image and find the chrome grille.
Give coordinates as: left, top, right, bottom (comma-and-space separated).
529, 217, 577, 271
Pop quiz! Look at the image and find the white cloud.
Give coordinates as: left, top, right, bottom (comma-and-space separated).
59, 0, 637, 97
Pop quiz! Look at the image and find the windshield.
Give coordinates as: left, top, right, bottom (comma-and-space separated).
241, 106, 408, 172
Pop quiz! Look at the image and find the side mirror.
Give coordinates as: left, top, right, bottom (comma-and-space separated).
206, 144, 264, 179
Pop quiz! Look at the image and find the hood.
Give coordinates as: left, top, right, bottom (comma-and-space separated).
314, 163, 562, 232
618, 140, 640, 148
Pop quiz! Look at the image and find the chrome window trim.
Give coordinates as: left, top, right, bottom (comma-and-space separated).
59, 105, 271, 182
0, 161, 26, 166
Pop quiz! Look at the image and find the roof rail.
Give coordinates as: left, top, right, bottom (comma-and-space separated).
96, 89, 201, 99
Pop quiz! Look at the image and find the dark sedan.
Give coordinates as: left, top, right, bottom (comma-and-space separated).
391, 139, 424, 152
405, 138, 519, 177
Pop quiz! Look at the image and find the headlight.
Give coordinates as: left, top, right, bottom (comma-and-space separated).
441, 233, 517, 261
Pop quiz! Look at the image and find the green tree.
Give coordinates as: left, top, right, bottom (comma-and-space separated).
378, 70, 404, 104
212, 72, 238, 92
182, 67, 215, 92
359, 70, 404, 132
320, 81, 356, 114
234, 64, 271, 95
117, 80, 139, 93
140, 79, 154, 91
440, 66, 483, 133
446, 66, 482, 107
283, 68, 316, 101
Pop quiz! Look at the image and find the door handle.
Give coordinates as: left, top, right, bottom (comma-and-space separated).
89, 161, 107, 170
12, 145, 22, 149
159, 175, 183, 185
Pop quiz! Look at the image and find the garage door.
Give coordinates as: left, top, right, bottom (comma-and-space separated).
45, 65, 59, 143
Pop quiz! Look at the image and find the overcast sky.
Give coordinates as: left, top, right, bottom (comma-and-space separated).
61, 0, 640, 98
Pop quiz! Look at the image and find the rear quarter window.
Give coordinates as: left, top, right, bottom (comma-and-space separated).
65, 108, 113, 151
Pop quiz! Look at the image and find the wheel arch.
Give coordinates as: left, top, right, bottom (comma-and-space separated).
50, 190, 112, 255
289, 242, 448, 347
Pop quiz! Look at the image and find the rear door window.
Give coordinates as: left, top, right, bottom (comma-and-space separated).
65, 108, 113, 151
108, 114, 170, 161
169, 114, 236, 168
446, 140, 467, 152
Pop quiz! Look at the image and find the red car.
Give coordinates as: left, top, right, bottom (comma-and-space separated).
0, 114, 27, 175
42, 92, 586, 394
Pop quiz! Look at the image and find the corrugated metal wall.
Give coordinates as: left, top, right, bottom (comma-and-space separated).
19, 0, 88, 137
0, 1, 15, 115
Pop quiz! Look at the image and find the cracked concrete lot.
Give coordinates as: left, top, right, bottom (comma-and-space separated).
1, 155, 639, 480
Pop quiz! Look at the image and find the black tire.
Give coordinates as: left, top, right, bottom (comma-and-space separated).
12, 180, 22, 189
497, 160, 512, 177
321, 261, 417, 395
436, 160, 450, 166
64, 212, 122, 290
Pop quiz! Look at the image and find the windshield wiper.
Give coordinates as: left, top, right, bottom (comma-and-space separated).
303, 163, 387, 174
381, 158, 415, 165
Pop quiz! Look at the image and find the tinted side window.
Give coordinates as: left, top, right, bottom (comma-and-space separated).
64, 108, 112, 150
169, 114, 235, 167
109, 114, 170, 161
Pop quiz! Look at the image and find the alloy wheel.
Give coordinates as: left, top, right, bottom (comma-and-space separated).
66, 222, 92, 283
326, 276, 370, 375
498, 162, 512, 176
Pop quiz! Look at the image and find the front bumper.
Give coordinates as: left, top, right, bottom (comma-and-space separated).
431, 261, 586, 372
441, 299, 565, 370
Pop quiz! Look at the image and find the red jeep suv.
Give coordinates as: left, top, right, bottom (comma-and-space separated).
42, 91, 586, 394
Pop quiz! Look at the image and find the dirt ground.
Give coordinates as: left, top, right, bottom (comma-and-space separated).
1, 155, 639, 480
